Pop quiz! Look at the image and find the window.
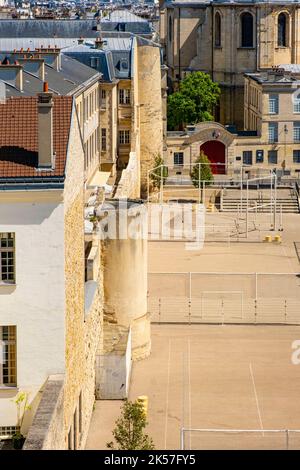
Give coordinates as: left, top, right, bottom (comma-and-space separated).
0, 326, 16, 387
269, 94, 279, 114
100, 89, 106, 109
278, 13, 288, 47
101, 128, 107, 151
119, 89, 130, 105
215, 12, 221, 47
241, 12, 254, 48
169, 16, 172, 43
256, 150, 264, 163
268, 123, 278, 143
268, 150, 278, 164
294, 93, 300, 113
243, 151, 252, 165
294, 122, 300, 142
90, 57, 100, 69
1, 233, 15, 284
119, 130, 130, 145
118, 23, 126, 32
174, 152, 184, 166
293, 150, 300, 163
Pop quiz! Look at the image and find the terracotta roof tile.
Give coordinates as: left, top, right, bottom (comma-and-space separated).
0, 95, 73, 178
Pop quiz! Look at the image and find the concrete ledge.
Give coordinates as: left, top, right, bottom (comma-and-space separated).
23, 374, 65, 450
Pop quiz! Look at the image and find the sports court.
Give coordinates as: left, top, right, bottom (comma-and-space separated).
129, 324, 300, 450
139, 208, 300, 449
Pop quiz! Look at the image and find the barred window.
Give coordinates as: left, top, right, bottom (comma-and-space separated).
119, 89, 131, 105
268, 123, 278, 143
269, 94, 279, 114
294, 122, 300, 142
0, 233, 15, 284
0, 326, 17, 387
119, 130, 130, 145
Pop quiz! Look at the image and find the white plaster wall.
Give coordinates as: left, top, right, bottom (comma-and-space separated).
0, 192, 65, 428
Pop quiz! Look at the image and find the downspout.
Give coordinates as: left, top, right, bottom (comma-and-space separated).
178, 7, 181, 80
256, 5, 259, 71
211, 4, 214, 82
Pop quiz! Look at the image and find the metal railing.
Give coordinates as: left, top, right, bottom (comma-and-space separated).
148, 272, 300, 325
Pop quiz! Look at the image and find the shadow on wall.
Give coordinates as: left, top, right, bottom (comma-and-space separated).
0, 200, 62, 226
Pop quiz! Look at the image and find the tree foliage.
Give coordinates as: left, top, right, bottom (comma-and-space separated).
107, 400, 155, 450
150, 154, 168, 189
190, 151, 214, 188
167, 72, 221, 130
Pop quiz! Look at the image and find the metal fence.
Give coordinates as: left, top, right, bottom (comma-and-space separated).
180, 428, 300, 450
148, 272, 300, 325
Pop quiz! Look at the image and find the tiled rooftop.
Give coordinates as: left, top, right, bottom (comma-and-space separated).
0, 95, 72, 179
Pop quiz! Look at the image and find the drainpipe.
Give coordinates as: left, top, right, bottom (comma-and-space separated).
256, 6, 259, 71
211, 4, 214, 82
178, 7, 181, 81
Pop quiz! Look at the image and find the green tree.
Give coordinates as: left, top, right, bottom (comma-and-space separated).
190, 151, 214, 188
167, 72, 221, 130
150, 154, 168, 189
107, 400, 155, 450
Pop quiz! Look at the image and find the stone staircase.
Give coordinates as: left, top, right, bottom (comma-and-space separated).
221, 189, 299, 213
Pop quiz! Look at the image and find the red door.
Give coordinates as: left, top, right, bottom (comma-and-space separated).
200, 140, 226, 174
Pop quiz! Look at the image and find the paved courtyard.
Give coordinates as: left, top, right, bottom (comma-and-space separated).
86, 211, 300, 450
129, 324, 300, 450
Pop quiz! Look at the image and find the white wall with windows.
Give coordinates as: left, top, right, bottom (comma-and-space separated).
0, 191, 65, 429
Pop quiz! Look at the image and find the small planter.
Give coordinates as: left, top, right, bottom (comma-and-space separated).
12, 433, 25, 450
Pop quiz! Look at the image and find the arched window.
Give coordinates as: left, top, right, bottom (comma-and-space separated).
215, 12, 221, 47
241, 12, 254, 48
278, 13, 288, 47
169, 16, 172, 43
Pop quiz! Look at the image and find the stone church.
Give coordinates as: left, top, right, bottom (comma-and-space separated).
160, 0, 300, 129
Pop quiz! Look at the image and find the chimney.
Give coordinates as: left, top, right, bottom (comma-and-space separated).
0, 80, 6, 103
0, 62, 23, 91
95, 37, 104, 49
17, 57, 45, 81
37, 82, 54, 168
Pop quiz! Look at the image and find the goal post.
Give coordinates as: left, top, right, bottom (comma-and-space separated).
180, 428, 297, 450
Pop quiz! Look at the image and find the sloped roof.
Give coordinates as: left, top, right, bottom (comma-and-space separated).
0, 96, 72, 179
0, 18, 152, 38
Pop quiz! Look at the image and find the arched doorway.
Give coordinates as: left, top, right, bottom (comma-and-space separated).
200, 140, 226, 174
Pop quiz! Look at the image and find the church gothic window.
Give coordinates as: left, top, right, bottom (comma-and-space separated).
215, 12, 221, 47
241, 12, 254, 48
278, 13, 288, 47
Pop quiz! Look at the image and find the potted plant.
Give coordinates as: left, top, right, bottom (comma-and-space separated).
12, 392, 30, 450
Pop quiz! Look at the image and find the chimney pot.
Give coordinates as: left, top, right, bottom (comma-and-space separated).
37, 90, 54, 168
43, 81, 49, 92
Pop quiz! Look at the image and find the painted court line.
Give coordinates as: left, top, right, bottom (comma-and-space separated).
188, 338, 192, 450
164, 339, 171, 450
249, 362, 264, 434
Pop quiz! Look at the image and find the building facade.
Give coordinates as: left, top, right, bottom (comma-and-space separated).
166, 68, 300, 177
160, 0, 300, 129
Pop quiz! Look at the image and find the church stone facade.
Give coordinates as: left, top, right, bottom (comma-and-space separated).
160, 0, 300, 129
